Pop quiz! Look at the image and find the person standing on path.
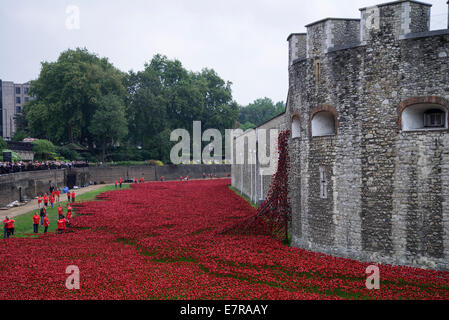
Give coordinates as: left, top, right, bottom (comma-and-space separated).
43, 194, 49, 207
115, 181, 118, 189
71, 192, 76, 203
33, 212, 40, 234
40, 207, 46, 226
3, 217, 9, 239
37, 196, 43, 209
6, 218, 15, 238
58, 205, 64, 220
43, 215, 50, 234
119, 178, 123, 189
56, 189, 61, 203
50, 195, 55, 209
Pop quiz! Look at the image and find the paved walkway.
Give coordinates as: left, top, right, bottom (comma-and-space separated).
0, 184, 113, 220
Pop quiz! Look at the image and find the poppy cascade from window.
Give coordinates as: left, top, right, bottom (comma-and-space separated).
221, 130, 291, 242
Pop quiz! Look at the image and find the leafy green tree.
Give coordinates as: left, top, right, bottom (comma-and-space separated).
239, 98, 285, 128
56, 146, 81, 161
89, 94, 128, 162
125, 54, 239, 162
25, 48, 126, 147
33, 139, 56, 160
12, 130, 27, 142
0, 137, 8, 151
240, 122, 256, 131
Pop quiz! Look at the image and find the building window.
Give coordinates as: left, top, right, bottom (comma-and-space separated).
16, 106, 21, 113
15, 87, 21, 94
292, 116, 301, 139
16, 97, 21, 104
314, 60, 321, 84
401, 104, 447, 131
320, 167, 328, 199
24, 97, 29, 103
311, 111, 336, 137
24, 87, 29, 94
423, 109, 445, 128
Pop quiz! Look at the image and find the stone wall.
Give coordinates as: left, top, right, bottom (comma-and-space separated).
285, 0, 449, 270
0, 169, 66, 206
0, 164, 230, 207
231, 114, 287, 204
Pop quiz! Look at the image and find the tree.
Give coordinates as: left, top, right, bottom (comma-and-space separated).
239, 98, 285, 128
24, 48, 126, 147
0, 137, 7, 151
33, 139, 56, 160
125, 54, 239, 162
12, 130, 27, 142
89, 94, 128, 162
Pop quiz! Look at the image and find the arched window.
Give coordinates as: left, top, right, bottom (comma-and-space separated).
400, 99, 448, 131
311, 111, 336, 137
291, 116, 301, 139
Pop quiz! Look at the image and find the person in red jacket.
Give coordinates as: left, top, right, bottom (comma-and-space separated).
115, 181, 118, 189
33, 212, 40, 233
50, 196, 55, 209
119, 178, 123, 189
57, 218, 66, 234
142, 177, 145, 183
3, 217, 9, 239
6, 218, 15, 237
71, 192, 76, 203
67, 204, 73, 219
56, 189, 61, 203
43, 194, 49, 207
43, 215, 50, 234
51, 190, 56, 199
67, 191, 71, 202
58, 205, 64, 219
180, 176, 183, 181
37, 196, 43, 209
66, 209, 73, 226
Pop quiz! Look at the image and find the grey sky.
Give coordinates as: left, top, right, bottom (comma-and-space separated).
0, 0, 447, 106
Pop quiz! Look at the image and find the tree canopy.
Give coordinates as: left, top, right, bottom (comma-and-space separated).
20, 48, 282, 163
25, 48, 126, 146
238, 98, 285, 129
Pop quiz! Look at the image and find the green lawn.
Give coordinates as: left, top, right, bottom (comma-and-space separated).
10, 184, 131, 238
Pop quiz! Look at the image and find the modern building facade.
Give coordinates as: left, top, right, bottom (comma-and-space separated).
0, 80, 31, 140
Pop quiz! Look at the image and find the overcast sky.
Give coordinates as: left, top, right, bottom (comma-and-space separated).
0, 0, 447, 106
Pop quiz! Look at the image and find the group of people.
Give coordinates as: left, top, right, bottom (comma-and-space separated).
114, 177, 145, 189
31, 203, 73, 235
0, 160, 89, 175
2, 187, 77, 239
2, 217, 15, 238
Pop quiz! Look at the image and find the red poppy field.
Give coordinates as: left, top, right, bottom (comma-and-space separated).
0, 179, 448, 300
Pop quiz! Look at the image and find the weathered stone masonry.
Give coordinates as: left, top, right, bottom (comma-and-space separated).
233, 0, 449, 271
286, 0, 449, 270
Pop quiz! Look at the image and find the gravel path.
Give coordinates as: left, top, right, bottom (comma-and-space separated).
0, 184, 113, 219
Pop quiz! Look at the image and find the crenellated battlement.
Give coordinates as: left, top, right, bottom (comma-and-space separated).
288, 0, 436, 65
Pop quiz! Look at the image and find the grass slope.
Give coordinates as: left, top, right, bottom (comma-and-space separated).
9, 184, 131, 238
